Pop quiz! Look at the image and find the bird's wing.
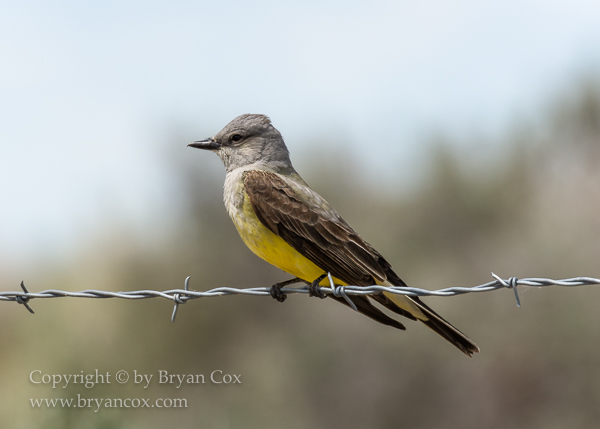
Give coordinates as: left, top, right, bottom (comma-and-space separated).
243, 169, 393, 287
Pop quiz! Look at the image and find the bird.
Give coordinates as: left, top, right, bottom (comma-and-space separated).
188, 114, 479, 356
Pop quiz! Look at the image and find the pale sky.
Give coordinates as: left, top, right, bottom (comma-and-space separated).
1, 0, 600, 266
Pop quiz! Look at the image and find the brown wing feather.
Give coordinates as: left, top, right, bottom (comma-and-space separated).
244, 170, 386, 286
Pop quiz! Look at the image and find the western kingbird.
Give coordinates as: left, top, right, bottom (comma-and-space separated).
188, 114, 479, 356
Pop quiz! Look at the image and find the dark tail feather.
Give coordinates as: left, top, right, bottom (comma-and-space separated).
379, 265, 479, 356
410, 296, 479, 357
371, 292, 479, 357
328, 295, 407, 331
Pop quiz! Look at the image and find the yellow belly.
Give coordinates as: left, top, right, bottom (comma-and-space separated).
232, 198, 341, 285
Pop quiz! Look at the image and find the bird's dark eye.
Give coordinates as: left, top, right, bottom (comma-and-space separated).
230, 134, 242, 142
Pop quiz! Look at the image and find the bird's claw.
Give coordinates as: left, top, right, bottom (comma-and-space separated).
270, 284, 288, 302
308, 274, 328, 299
269, 277, 304, 303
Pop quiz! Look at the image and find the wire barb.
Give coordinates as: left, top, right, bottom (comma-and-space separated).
15, 281, 35, 314
328, 272, 358, 312
171, 276, 191, 322
491, 273, 521, 307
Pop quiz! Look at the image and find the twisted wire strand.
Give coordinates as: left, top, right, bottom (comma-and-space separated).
2, 274, 599, 320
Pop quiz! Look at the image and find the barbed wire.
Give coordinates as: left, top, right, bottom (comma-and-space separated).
1, 274, 599, 322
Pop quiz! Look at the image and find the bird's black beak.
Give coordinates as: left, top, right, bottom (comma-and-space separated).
188, 138, 220, 150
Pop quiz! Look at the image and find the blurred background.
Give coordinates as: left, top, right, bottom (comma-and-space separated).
2, 1, 600, 428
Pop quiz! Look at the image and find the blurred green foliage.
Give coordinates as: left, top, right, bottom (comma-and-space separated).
2, 78, 600, 428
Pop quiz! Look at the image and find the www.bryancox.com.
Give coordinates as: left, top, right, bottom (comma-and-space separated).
29, 369, 241, 411
31, 395, 188, 412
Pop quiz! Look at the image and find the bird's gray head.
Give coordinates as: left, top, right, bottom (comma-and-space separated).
188, 114, 293, 173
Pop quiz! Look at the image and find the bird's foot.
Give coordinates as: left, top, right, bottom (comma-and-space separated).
308, 274, 328, 299
270, 277, 304, 302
